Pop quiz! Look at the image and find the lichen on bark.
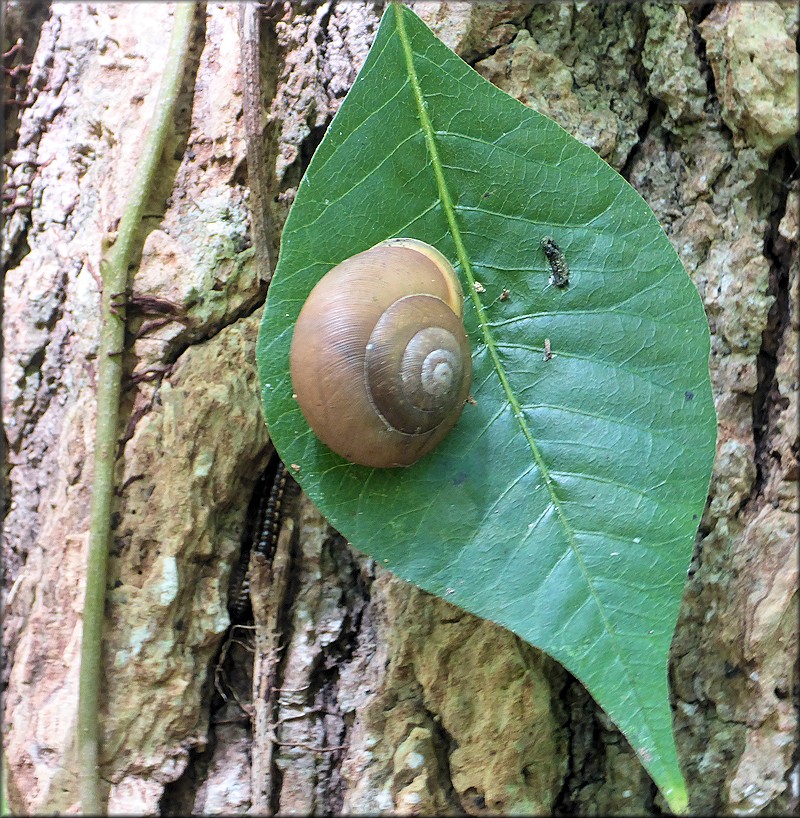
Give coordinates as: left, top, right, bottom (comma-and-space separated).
2, 2, 797, 816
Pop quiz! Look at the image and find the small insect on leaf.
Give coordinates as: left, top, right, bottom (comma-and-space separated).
541, 236, 569, 288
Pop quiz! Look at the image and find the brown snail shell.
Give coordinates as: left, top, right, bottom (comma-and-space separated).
290, 238, 472, 467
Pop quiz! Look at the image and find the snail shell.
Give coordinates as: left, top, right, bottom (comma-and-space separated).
290, 238, 472, 467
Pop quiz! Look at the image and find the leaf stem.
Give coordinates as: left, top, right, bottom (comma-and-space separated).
77, 4, 197, 813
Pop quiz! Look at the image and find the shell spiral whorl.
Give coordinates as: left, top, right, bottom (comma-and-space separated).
290, 239, 472, 467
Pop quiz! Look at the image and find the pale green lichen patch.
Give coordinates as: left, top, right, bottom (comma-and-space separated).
156, 556, 179, 606
101, 313, 270, 772
700, 2, 798, 156
343, 579, 567, 815
474, 4, 649, 167
411, 1, 532, 62
391, 727, 454, 814
641, 4, 706, 128
134, 188, 265, 366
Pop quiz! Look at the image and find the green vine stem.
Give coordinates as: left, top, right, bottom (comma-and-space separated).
77, 3, 197, 813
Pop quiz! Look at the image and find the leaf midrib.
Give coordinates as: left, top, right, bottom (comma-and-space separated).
395, 6, 586, 582
395, 10, 553, 497
394, 0, 661, 753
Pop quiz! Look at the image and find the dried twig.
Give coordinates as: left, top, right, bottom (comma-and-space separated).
239, 1, 275, 282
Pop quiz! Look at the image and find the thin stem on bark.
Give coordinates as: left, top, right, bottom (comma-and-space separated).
77, 4, 198, 813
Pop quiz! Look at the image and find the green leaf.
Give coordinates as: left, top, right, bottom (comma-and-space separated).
257, 4, 716, 812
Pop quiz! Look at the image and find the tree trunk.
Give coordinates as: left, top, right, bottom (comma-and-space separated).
2, 2, 796, 815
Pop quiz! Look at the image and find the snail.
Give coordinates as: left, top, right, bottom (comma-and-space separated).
289, 238, 472, 468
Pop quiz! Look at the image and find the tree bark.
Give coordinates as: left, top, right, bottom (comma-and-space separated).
2, 2, 796, 815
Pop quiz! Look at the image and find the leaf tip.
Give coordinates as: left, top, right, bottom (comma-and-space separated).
663, 780, 690, 815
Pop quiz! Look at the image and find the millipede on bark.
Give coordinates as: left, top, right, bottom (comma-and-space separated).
228, 459, 289, 619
